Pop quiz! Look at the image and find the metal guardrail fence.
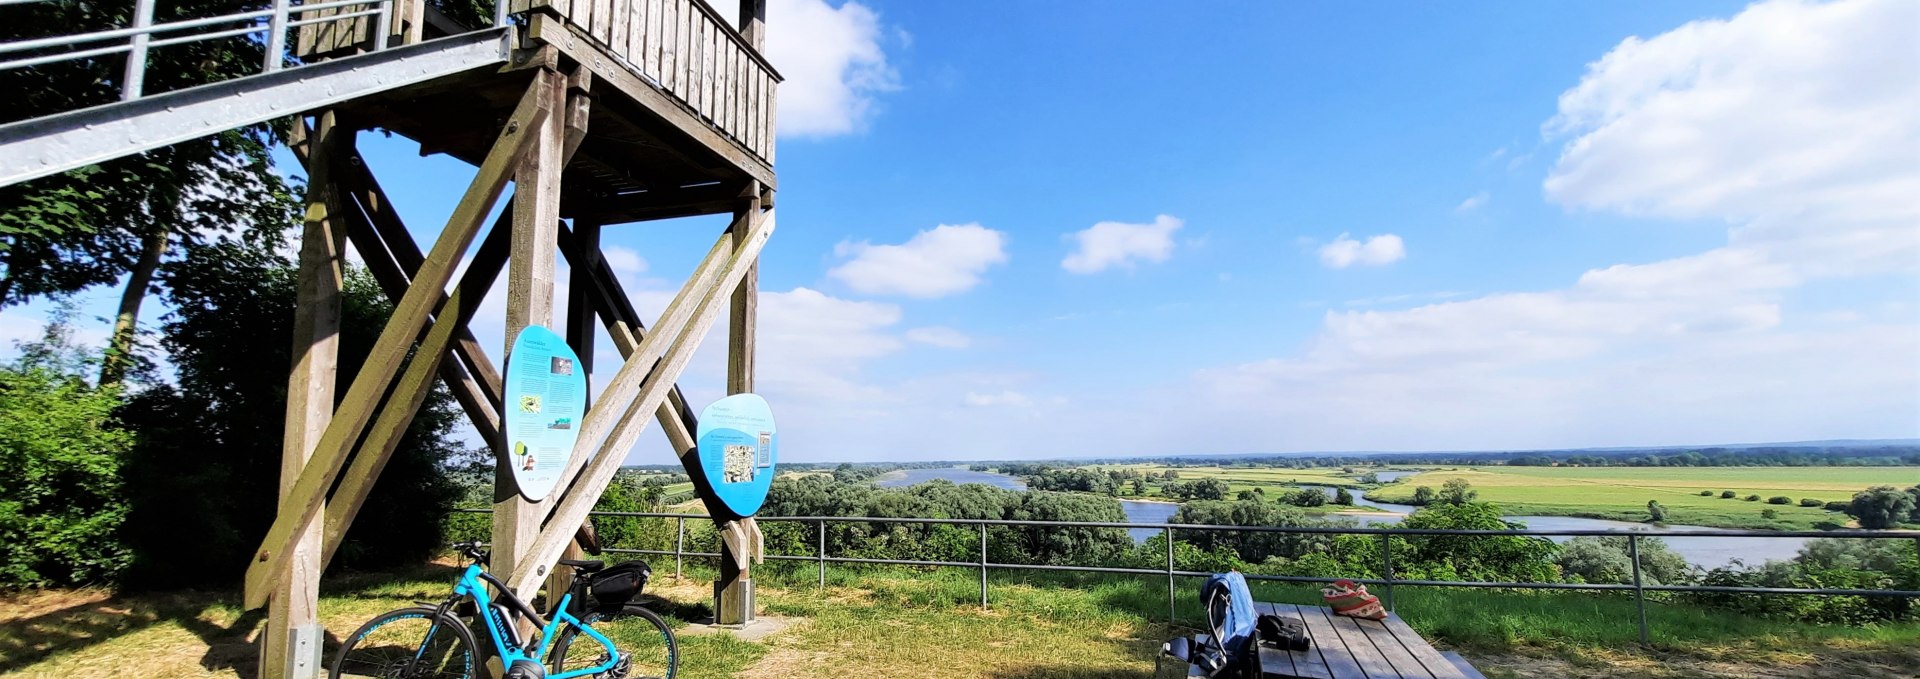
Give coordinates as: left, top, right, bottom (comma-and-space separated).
454, 508, 1920, 645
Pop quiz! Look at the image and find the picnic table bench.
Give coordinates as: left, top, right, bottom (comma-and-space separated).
1185, 603, 1482, 679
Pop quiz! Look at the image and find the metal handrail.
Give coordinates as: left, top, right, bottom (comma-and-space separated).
453, 506, 1920, 646
0, 0, 432, 103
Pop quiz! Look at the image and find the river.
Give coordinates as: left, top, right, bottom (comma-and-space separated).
871, 468, 1813, 569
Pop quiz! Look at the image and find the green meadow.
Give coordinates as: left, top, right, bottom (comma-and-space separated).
1367, 466, 1920, 530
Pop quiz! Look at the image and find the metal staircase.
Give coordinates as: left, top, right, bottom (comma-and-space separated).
0, 0, 514, 188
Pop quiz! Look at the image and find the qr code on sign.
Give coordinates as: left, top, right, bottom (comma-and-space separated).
723, 444, 756, 483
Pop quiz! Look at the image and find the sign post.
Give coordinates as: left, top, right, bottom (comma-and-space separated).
692, 393, 776, 625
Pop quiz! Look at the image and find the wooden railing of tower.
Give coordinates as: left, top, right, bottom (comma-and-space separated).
513, 0, 778, 163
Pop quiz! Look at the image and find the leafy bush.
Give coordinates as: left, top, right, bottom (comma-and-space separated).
1720, 490, 1736, 499
1761, 509, 1779, 520
1767, 496, 1792, 505
1744, 494, 1761, 502
1799, 498, 1824, 507
0, 319, 134, 587
1846, 486, 1918, 529
1698, 490, 1714, 497
1557, 536, 1690, 585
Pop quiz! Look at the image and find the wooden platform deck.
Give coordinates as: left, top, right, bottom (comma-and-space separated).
1186, 603, 1476, 679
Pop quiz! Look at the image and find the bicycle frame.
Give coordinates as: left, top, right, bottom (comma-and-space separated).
443, 563, 620, 678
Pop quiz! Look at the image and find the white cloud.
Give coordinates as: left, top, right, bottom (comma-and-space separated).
1543, 0, 1919, 276
964, 390, 1033, 408
1182, 0, 1920, 452
828, 223, 1008, 298
601, 246, 647, 274
1455, 192, 1489, 212
1060, 214, 1183, 274
904, 326, 970, 349
1317, 233, 1405, 269
768, 0, 900, 137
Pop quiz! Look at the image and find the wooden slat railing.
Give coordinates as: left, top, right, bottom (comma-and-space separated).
516, 0, 779, 163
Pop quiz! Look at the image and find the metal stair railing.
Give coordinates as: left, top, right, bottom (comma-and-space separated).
0, 1, 515, 188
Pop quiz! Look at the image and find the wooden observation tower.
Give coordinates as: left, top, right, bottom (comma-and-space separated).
0, 0, 776, 676
254, 1, 781, 676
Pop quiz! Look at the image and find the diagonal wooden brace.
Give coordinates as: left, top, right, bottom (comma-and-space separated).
244, 70, 555, 609
508, 208, 775, 597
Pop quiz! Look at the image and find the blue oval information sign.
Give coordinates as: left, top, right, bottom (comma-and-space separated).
501, 326, 587, 501
695, 394, 777, 518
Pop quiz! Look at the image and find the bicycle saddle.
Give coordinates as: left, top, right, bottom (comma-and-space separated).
558, 558, 605, 573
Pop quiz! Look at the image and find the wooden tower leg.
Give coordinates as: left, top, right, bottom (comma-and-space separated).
265, 111, 347, 679
492, 68, 566, 602
547, 218, 600, 604
716, 182, 763, 626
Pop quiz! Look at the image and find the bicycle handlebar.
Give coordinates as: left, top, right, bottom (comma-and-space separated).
451, 541, 490, 564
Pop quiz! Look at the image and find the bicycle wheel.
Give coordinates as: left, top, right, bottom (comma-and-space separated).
549, 604, 678, 679
331, 606, 479, 679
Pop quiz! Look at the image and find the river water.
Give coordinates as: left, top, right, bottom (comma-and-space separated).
871, 468, 1813, 569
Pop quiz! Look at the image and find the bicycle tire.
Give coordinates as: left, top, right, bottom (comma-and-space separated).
549, 603, 678, 679
331, 606, 480, 679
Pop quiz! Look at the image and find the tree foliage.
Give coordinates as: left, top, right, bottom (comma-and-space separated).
115, 242, 466, 587
1845, 486, 1918, 530
0, 314, 134, 586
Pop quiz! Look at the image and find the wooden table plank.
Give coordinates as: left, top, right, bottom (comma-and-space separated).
1355, 617, 1433, 679
1268, 603, 1334, 679
1294, 605, 1369, 678
1381, 615, 1469, 679
1319, 607, 1402, 679
1254, 602, 1301, 678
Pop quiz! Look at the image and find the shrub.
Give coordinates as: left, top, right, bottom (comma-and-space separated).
1825, 501, 1851, 512
1647, 500, 1666, 523
1410, 486, 1436, 505
1767, 496, 1792, 505
1846, 486, 1919, 530
1761, 509, 1779, 520
1721, 490, 1737, 499
1745, 495, 1762, 502
1799, 498, 1824, 507
1698, 490, 1714, 497
0, 322, 134, 587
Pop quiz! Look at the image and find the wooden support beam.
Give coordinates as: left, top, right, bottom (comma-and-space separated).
265, 111, 346, 679
556, 224, 699, 449
540, 227, 735, 536
495, 67, 571, 593
509, 208, 775, 597
717, 182, 762, 626
290, 120, 512, 442
245, 71, 554, 609
321, 220, 510, 566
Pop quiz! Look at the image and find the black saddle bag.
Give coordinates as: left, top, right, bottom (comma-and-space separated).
587, 560, 652, 606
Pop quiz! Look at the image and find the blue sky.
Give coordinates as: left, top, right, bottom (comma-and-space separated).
5, 0, 1916, 464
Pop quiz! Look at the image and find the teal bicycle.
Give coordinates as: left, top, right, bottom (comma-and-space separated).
330, 542, 677, 679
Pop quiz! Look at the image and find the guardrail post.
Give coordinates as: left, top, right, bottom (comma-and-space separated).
123, 0, 157, 99
1629, 534, 1649, 646
494, 0, 510, 27
1165, 525, 1176, 626
979, 523, 989, 608
374, 0, 394, 50
263, 0, 288, 73
1380, 534, 1396, 612
674, 517, 685, 579
818, 519, 827, 589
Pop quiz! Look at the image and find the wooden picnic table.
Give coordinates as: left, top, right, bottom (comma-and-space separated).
1187, 603, 1478, 679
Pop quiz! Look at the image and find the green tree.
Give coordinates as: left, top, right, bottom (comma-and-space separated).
0, 1, 303, 386
1396, 503, 1559, 582
1410, 486, 1437, 505
1647, 500, 1666, 523
0, 312, 134, 586
1721, 490, 1737, 499
1846, 486, 1918, 530
1333, 487, 1354, 505
116, 243, 466, 586
1437, 478, 1478, 505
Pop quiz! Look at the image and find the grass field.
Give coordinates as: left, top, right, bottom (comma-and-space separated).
1367, 466, 1920, 530
1093, 464, 1378, 501
6, 559, 1917, 678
